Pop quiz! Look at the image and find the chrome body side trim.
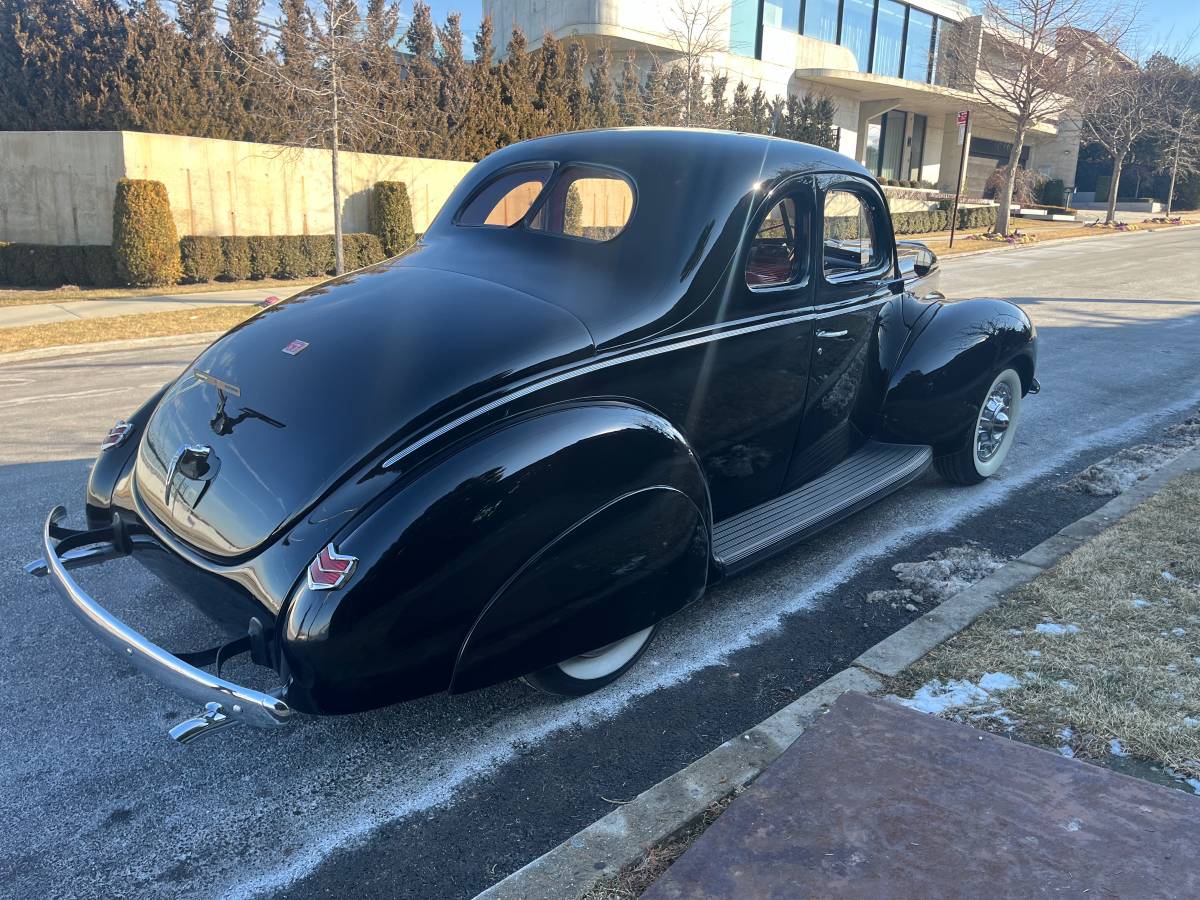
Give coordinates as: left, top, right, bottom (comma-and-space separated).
383, 296, 893, 470
38, 507, 291, 736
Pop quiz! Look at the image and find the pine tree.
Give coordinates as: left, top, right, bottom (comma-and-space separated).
404, 1, 445, 156
461, 16, 503, 159
641, 56, 669, 126
663, 65, 688, 127
685, 66, 706, 127
438, 12, 473, 158
563, 41, 592, 131
588, 45, 619, 128
123, 0, 197, 135
708, 72, 728, 130
730, 80, 751, 132
73, 0, 134, 129
749, 85, 769, 133
535, 32, 570, 135
499, 26, 539, 144
617, 51, 642, 126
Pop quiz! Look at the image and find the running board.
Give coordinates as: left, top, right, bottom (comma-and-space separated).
713, 441, 932, 572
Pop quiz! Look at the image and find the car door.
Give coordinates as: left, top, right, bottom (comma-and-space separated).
784, 175, 898, 489
683, 178, 818, 520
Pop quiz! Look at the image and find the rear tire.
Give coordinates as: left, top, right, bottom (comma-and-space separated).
523, 625, 659, 697
935, 367, 1023, 485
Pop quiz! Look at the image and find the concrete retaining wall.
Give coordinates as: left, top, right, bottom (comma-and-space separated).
0, 131, 476, 246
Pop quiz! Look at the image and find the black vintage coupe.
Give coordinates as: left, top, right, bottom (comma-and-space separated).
29, 129, 1037, 742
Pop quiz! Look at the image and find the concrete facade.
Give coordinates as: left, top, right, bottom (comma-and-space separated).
486, 0, 1083, 196
0, 131, 476, 246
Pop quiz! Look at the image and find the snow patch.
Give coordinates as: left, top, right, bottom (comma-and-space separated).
888, 543, 1008, 603
890, 672, 1018, 716
1064, 412, 1200, 497
1131, 598, 1151, 609
1036, 622, 1081, 635
1109, 739, 1129, 758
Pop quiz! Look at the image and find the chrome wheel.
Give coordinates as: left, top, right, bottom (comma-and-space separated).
976, 381, 1013, 462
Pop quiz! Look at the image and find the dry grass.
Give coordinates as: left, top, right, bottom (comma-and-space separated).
913, 217, 1196, 257
893, 471, 1200, 780
579, 791, 741, 899
0, 304, 257, 353
0, 277, 320, 307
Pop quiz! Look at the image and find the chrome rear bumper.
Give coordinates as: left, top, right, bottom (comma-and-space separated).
30, 506, 291, 742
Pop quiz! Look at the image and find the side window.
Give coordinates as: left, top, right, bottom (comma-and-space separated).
823, 189, 884, 278
458, 165, 554, 227
745, 194, 810, 289
529, 167, 634, 242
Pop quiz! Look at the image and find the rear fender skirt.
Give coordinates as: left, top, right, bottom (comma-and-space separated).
876, 298, 1036, 454
450, 486, 709, 693
279, 401, 709, 715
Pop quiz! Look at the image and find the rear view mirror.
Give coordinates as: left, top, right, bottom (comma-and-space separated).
913, 246, 937, 278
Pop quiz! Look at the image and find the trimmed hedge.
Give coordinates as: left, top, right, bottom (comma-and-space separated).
1041, 178, 1066, 206
248, 235, 281, 279
889, 205, 997, 236
0, 242, 118, 287
371, 181, 416, 256
112, 179, 181, 286
221, 236, 251, 281
180, 235, 223, 283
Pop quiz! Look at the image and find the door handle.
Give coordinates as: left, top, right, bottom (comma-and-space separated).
816, 329, 849, 338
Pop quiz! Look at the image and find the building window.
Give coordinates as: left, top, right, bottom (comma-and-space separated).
802, 0, 839, 43
864, 121, 882, 175
763, 0, 801, 32
729, 0, 762, 58
872, 0, 906, 77
908, 113, 927, 181
904, 9, 935, 82
879, 110, 907, 181
839, 0, 875, 73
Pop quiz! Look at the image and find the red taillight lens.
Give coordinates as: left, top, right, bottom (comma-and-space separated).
100, 420, 134, 451
307, 544, 358, 591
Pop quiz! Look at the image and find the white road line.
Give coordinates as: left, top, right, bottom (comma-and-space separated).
0, 382, 164, 409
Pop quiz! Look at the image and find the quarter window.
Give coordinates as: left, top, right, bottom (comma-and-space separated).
529, 167, 634, 242
458, 165, 554, 227
823, 189, 882, 277
746, 194, 810, 288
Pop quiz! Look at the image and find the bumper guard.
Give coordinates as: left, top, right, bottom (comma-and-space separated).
29, 507, 292, 742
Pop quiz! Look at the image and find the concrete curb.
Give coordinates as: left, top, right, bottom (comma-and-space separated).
0, 332, 221, 366
937, 220, 1200, 261
476, 444, 1200, 900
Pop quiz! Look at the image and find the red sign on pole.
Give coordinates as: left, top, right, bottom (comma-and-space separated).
957, 110, 969, 125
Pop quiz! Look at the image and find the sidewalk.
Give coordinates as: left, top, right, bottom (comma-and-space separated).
644, 691, 1200, 898
0, 284, 308, 329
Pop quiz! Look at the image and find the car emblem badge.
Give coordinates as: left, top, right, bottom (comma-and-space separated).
282, 339, 309, 356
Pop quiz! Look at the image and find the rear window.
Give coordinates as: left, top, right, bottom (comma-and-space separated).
456, 164, 634, 242
529, 167, 634, 242
458, 165, 554, 227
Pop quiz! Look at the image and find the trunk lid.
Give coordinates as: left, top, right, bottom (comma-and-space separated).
134, 265, 593, 558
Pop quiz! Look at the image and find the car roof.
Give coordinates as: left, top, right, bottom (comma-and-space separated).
413, 128, 875, 347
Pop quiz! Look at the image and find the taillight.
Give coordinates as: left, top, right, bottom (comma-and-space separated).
307, 544, 358, 590
100, 420, 134, 451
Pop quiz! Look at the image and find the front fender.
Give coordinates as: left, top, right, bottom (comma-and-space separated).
878, 298, 1036, 453
280, 401, 710, 714
86, 384, 169, 528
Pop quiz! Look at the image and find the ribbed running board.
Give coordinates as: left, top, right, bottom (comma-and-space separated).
713, 441, 932, 571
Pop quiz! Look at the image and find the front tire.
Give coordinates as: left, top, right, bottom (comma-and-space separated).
935, 367, 1023, 485
523, 625, 659, 697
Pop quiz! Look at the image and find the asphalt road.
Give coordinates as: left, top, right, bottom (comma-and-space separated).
2, 229, 1199, 899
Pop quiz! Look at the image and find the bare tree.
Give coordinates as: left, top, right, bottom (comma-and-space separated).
963, 0, 1133, 234
227, 0, 411, 274
661, 0, 730, 126
1149, 56, 1200, 216
1079, 61, 1164, 223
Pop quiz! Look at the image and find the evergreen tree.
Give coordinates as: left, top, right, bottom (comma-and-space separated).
437, 13, 473, 158
588, 45, 619, 128
708, 72, 728, 129
663, 65, 687, 127
535, 32, 571, 134
685, 66, 706, 127
404, 1, 445, 156
499, 26, 539, 143
815, 97, 837, 149
617, 51, 642, 126
460, 16, 503, 159
73, 0, 134, 129
123, 0, 197, 135
563, 41, 592, 131
641, 56, 669, 126
730, 80, 751, 132
749, 85, 769, 133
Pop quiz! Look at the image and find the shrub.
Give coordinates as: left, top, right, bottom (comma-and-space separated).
276, 235, 308, 279
1041, 178, 1065, 206
302, 234, 334, 276
0, 242, 8, 283
248, 236, 281, 279
179, 235, 223, 283
220, 236, 252, 281
112, 179, 182, 286
83, 245, 118, 286
57, 246, 89, 285
3, 244, 37, 285
371, 181, 416, 256
343, 233, 386, 271
984, 166, 1045, 207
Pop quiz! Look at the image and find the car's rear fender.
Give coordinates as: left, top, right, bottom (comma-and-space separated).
877, 298, 1037, 453
279, 400, 711, 715
86, 384, 169, 529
